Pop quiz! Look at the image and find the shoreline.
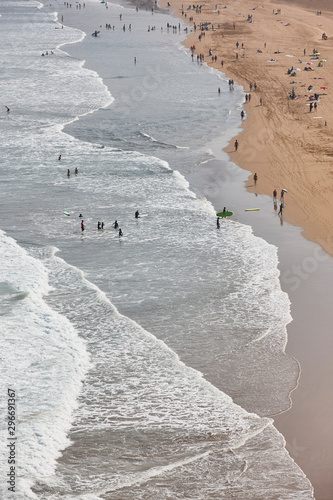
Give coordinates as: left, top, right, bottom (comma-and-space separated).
161, 0, 333, 257
50, 0, 333, 498
156, 0, 333, 497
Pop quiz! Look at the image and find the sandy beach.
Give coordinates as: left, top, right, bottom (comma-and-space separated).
157, 0, 333, 257
153, 0, 333, 497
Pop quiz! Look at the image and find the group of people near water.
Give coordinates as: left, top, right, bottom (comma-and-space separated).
79, 211, 141, 237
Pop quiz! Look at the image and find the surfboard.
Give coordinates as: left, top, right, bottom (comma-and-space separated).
64, 211, 70, 216
216, 211, 233, 217
138, 214, 149, 218
245, 208, 260, 211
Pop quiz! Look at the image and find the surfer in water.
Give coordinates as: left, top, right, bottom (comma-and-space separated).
119, 228, 123, 237
135, 210, 139, 219
5, 106, 10, 113
98, 221, 101, 230
81, 220, 85, 231
217, 217, 220, 228
114, 220, 119, 229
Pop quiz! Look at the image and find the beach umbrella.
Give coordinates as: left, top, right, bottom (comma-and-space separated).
282, 189, 288, 193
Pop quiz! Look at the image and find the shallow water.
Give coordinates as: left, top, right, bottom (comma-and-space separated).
0, 0, 313, 498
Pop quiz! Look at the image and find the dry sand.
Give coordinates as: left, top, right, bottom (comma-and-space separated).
155, 0, 333, 497
159, 0, 333, 257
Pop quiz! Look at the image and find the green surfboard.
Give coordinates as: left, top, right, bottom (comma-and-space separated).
216, 211, 233, 217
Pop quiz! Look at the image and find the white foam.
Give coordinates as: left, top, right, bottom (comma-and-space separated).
0, 230, 90, 498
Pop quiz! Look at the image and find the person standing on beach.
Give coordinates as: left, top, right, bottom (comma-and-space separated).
217, 217, 220, 228
234, 139, 238, 151
281, 189, 284, 200
273, 189, 277, 200
254, 173, 257, 185
278, 204, 283, 216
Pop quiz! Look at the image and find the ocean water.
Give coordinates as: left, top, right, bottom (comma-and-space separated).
0, 0, 314, 498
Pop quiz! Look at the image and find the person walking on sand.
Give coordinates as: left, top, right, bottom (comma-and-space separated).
273, 188, 277, 200
280, 189, 284, 200
254, 173, 257, 185
278, 203, 283, 216
234, 139, 238, 151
